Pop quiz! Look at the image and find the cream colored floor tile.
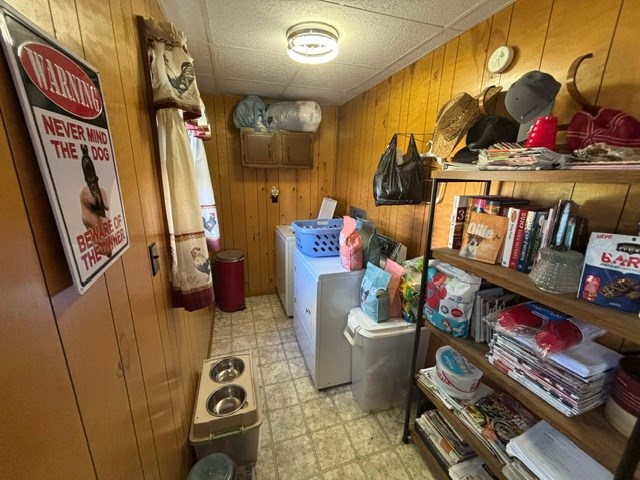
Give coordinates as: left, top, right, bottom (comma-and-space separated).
274, 435, 319, 480
255, 443, 277, 480
331, 391, 367, 422
254, 318, 277, 333
253, 307, 275, 321
287, 357, 309, 378
264, 382, 298, 410
276, 317, 294, 330
360, 448, 408, 480
232, 322, 255, 337
293, 376, 326, 403
214, 314, 232, 327
212, 324, 231, 339
258, 344, 287, 366
232, 334, 257, 353
322, 462, 367, 480
311, 424, 355, 471
269, 405, 307, 442
256, 330, 282, 347
278, 327, 296, 343
301, 397, 340, 432
375, 406, 406, 444
394, 443, 435, 479
210, 338, 232, 356
272, 304, 288, 318
261, 363, 292, 386
325, 384, 350, 396
283, 341, 302, 359
231, 310, 252, 324
260, 414, 273, 448
344, 417, 391, 457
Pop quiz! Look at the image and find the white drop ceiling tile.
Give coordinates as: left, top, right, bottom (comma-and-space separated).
281, 85, 345, 106
190, 41, 214, 77
289, 63, 378, 92
197, 74, 216, 94
214, 47, 299, 84
157, 0, 208, 41
449, 0, 514, 31
331, 0, 488, 27
215, 78, 286, 99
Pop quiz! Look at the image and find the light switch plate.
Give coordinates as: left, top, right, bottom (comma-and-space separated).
149, 242, 160, 276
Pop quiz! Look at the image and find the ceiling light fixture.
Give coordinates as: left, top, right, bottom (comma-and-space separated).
286, 22, 339, 65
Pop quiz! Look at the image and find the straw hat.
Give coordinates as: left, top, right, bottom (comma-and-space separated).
431, 86, 503, 159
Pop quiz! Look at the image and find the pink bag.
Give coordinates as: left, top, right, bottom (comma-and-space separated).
340, 216, 363, 271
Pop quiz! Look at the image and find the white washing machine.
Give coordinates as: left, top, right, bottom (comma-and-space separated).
275, 225, 295, 317
293, 249, 365, 389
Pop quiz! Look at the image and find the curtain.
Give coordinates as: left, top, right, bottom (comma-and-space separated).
144, 18, 214, 311
189, 131, 221, 252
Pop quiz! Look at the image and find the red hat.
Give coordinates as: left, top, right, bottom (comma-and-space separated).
567, 107, 640, 151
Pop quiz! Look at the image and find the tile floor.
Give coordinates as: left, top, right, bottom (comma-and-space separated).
209, 294, 437, 480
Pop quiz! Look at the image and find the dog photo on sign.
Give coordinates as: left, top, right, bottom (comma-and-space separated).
459, 212, 509, 264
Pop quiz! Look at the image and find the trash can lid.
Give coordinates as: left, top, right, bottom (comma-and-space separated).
187, 453, 235, 480
217, 250, 244, 263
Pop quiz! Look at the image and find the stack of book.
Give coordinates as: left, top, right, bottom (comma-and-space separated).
500, 199, 587, 273
448, 195, 529, 251
486, 330, 621, 416
414, 409, 477, 468
457, 393, 539, 465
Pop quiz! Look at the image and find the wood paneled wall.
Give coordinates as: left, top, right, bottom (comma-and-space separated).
202, 95, 337, 297
335, 0, 640, 351
335, 0, 640, 254
0, 0, 213, 478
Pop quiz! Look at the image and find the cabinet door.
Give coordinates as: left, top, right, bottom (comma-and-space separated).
241, 130, 276, 167
279, 131, 313, 167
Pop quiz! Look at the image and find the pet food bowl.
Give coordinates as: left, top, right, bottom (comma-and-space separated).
209, 357, 245, 383
207, 385, 247, 417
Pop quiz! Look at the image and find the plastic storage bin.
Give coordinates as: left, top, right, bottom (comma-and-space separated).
292, 219, 342, 257
344, 307, 429, 413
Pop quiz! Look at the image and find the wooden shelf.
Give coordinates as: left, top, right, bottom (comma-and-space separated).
415, 382, 508, 480
434, 169, 640, 185
408, 425, 450, 480
424, 323, 639, 479
431, 248, 640, 344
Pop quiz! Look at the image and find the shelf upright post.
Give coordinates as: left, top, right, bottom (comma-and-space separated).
402, 176, 441, 443
402, 176, 491, 443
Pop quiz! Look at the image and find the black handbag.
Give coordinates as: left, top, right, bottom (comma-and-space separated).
373, 134, 426, 206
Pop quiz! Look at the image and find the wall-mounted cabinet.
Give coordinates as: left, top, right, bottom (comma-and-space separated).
240, 128, 313, 168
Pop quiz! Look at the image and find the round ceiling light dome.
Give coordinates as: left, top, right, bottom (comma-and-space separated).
286, 22, 339, 65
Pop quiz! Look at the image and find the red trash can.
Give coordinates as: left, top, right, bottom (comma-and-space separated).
214, 250, 246, 312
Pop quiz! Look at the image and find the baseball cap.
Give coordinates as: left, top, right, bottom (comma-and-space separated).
505, 71, 561, 124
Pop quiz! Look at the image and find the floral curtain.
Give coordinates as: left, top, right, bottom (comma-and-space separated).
144, 18, 214, 311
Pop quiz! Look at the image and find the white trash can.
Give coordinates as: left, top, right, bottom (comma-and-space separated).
344, 307, 429, 413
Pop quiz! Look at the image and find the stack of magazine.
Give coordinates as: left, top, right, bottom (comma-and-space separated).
486, 331, 621, 416
414, 410, 477, 468
457, 393, 539, 465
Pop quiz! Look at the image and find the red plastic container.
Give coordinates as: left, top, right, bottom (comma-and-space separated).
214, 250, 246, 312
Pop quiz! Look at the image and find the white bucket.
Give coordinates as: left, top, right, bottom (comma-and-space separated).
434, 346, 483, 400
